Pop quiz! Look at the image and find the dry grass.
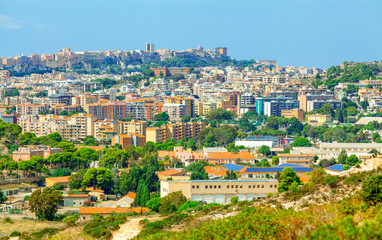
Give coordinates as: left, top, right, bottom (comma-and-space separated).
50, 226, 95, 240
0, 219, 66, 237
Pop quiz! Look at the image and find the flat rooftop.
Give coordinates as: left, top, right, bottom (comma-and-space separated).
162, 179, 278, 183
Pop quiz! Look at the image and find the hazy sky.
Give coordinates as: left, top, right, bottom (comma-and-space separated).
1, 0, 381, 68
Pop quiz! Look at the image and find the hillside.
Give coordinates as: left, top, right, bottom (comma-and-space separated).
314, 61, 382, 89
133, 157, 382, 239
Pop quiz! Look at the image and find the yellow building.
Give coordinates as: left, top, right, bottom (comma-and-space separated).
160, 179, 278, 203
146, 121, 207, 143
46, 176, 70, 188
281, 109, 304, 122
202, 102, 217, 116
306, 114, 331, 126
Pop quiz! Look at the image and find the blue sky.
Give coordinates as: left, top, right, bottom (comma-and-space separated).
0, 0, 381, 68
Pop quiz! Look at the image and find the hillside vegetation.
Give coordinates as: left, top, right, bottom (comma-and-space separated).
134, 159, 382, 240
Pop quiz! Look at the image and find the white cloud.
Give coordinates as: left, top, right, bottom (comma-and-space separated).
0, 14, 22, 29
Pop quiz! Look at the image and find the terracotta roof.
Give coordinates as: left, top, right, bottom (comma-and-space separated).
76, 146, 103, 151
157, 151, 175, 159
208, 152, 254, 160
46, 176, 70, 183
278, 154, 316, 157
204, 166, 228, 176
90, 189, 104, 193
67, 194, 89, 198
121, 192, 136, 200
299, 175, 312, 184
79, 207, 149, 215
157, 169, 181, 177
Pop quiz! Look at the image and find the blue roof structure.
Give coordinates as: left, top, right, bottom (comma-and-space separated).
325, 164, 351, 172
223, 164, 246, 171
275, 163, 304, 168
244, 166, 312, 173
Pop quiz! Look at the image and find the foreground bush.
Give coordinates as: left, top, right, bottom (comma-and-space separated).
360, 174, 382, 205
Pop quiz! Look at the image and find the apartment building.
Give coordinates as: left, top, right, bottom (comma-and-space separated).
160, 179, 278, 203
306, 100, 342, 112
281, 109, 304, 122
85, 102, 126, 120
18, 113, 96, 141
163, 103, 186, 120
120, 120, 147, 136
93, 120, 121, 140
306, 114, 332, 126
264, 100, 300, 117
298, 94, 335, 112
16, 104, 47, 115
12, 146, 63, 161
146, 121, 207, 143
319, 142, 382, 159
0, 70, 10, 79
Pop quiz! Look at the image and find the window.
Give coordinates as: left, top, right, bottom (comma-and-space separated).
249, 174, 253, 178
257, 185, 260, 188
240, 185, 243, 188
218, 185, 221, 188
262, 185, 264, 188
249, 185, 251, 188
205, 185, 208, 189
210, 185, 212, 189
270, 185, 273, 188
236, 185, 238, 188
227, 185, 230, 188
253, 185, 256, 188
192, 185, 195, 189
232, 185, 234, 188
197, 185, 199, 189
214, 185, 217, 188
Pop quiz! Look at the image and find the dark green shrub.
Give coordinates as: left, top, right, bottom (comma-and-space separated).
325, 175, 339, 188
177, 201, 202, 212
9, 231, 21, 237
231, 196, 239, 204
360, 175, 382, 205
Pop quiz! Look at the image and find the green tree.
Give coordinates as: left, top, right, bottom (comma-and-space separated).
373, 132, 381, 142
257, 158, 271, 167
159, 191, 187, 213
258, 145, 271, 156
272, 156, 279, 165
338, 150, 348, 164
338, 109, 344, 123
360, 174, 382, 205
266, 116, 279, 130
29, 188, 63, 220
291, 137, 312, 147
0, 191, 7, 204
154, 112, 170, 121
278, 167, 302, 193
135, 181, 150, 207
204, 134, 216, 147
181, 115, 191, 122
146, 197, 161, 212
82, 135, 99, 146
69, 169, 86, 190
224, 170, 238, 180
82, 167, 113, 192
345, 154, 359, 166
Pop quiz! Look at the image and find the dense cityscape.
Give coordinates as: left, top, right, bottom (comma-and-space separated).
1, 0, 382, 238
0, 43, 382, 239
